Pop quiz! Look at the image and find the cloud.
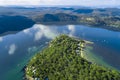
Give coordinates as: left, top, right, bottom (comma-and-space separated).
23, 28, 33, 36
8, 44, 17, 55
33, 24, 57, 41
23, 28, 30, 34
0, 0, 119, 7
34, 29, 43, 41
0, 37, 3, 42
68, 25, 75, 36
0, 0, 40, 6
22, 24, 58, 41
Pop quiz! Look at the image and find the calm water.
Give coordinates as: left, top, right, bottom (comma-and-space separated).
0, 24, 120, 80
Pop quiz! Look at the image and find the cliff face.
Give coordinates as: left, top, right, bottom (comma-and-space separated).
25, 35, 120, 80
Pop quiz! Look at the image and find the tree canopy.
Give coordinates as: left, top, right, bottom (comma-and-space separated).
26, 35, 120, 80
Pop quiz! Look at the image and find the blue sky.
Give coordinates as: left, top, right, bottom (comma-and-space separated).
0, 0, 119, 7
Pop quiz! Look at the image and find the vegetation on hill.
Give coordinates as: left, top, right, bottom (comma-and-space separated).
25, 35, 120, 80
33, 13, 78, 23
0, 15, 35, 34
0, 7, 120, 34
33, 13, 120, 30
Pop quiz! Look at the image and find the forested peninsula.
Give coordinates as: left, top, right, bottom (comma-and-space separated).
25, 35, 120, 80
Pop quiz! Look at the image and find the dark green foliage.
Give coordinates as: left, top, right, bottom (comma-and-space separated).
26, 35, 120, 80
74, 9, 94, 14
0, 15, 35, 34
43, 14, 60, 22
37, 13, 78, 22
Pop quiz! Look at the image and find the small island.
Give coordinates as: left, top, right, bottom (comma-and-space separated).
25, 35, 120, 80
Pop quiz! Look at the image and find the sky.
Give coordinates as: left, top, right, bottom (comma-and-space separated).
0, 0, 119, 7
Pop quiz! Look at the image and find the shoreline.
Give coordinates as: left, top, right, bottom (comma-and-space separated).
82, 44, 117, 70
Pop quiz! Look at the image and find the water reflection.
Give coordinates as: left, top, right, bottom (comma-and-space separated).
0, 37, 3, 42
68, 25, 75, 36
8, 44, 17, 55
0, 24, 120, 80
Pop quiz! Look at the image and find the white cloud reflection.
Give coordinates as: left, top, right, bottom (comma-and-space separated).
31, 24, 58, 41
34, 29, 43, 41
0, 37, 3, 42
68, 25, 75, 36
23, 28, 30, 34
23, 24, 77, 41
22, 24, 58, 41
8, 44, 17, 55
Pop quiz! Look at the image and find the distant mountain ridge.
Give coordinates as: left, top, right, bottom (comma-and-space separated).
0, 7, 120, 35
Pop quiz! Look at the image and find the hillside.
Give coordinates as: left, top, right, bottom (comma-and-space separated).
0, 15, 35, 35
33, 13, 120, 31
0, 7, 120, 32
25, 35, 120, 80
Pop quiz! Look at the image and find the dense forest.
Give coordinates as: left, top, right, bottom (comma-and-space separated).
25, 35, 120, 80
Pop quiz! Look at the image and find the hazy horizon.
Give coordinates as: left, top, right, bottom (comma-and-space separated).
0, 5, 120, 9
0, 0, 120, 8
